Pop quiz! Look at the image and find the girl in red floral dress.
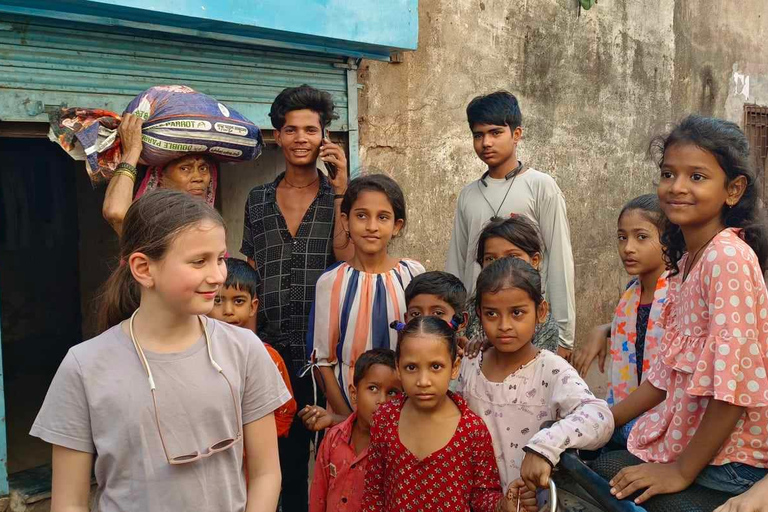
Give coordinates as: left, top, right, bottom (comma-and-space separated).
361, 316, 516, 512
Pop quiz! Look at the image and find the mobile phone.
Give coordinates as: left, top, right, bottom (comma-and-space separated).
322, 127, 338, 180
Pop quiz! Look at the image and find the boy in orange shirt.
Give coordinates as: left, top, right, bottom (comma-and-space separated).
209, 258, 297, 437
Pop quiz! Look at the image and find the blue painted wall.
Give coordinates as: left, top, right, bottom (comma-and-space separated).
0, 0, 418, 60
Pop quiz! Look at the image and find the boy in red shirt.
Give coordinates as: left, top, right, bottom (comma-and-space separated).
209, 258, 297, 436
309, 349, 401, 512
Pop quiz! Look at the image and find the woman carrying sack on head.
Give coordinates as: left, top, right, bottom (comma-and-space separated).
48, 85, 262, 236
102, 113, 218, 236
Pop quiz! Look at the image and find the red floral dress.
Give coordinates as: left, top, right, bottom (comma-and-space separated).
361, 392, 503, 511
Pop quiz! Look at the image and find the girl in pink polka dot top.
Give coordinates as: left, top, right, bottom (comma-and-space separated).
608, 115, 768, 507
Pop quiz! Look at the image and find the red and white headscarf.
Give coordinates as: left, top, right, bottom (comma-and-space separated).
134, 162, 218, 207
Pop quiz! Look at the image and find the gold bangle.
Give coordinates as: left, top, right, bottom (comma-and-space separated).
113, 169, 136, 182
116, 162, 138, 178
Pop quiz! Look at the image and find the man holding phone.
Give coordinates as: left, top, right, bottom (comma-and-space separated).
240, 85, 354, 511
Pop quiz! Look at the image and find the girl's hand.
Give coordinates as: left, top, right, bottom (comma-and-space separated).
573, 324, 610, 377
464, 337, 492, 359
118, 113, 144, 163
610, 461, 694, 504
520, 451, 553, 492
502, 479, 538, 512
714, 475, 768, 512
298, 405, 333, 432
456, 335, 468, 358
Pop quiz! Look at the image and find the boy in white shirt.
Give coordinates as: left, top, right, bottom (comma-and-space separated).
446, 90, 576, 358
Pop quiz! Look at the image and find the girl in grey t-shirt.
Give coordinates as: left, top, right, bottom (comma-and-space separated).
31, 190, 290, 512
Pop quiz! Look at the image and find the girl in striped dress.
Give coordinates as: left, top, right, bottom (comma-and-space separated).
308, 174, 424, 416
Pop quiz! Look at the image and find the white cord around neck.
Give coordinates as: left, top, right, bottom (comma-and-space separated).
129, 309, 221, 391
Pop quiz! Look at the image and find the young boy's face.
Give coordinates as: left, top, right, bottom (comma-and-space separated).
405, 293, 459, 324
471, 123, 522, 168
349, 364, 401, 430
209, 286, 258, 330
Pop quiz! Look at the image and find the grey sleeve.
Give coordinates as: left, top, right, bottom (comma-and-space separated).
29, 350, 95, 453
446, 188, 469, 280
242, 333, 292, 425
536, 178, 576, 349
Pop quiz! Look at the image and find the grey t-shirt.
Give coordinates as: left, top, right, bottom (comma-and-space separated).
30, 319, 291, 512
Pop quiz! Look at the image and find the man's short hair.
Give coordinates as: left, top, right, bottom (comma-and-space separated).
269, 84, 338, 131
466, 90, 523, 131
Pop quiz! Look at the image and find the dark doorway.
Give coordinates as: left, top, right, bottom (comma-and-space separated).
0, 136, 117, 474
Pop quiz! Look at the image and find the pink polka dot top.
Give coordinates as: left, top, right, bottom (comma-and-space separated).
628, 228, 768, 467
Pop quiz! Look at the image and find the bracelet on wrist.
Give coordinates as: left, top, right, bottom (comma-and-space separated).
113, 169, 137, 182
333, 194, 345, 201
115, 162, 138, 179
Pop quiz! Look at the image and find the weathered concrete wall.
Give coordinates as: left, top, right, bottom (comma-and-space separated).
671, 2, 768, 123
357, 0, 768, 359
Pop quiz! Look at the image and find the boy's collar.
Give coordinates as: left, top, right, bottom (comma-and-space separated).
340, 411, 360, 441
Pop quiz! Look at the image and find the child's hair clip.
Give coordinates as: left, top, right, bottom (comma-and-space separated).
389, 320, 407, 332
448, 314, 462, 332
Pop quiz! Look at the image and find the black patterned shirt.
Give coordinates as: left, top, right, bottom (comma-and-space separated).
635, 302, 652, 381
240, 172, 337, 370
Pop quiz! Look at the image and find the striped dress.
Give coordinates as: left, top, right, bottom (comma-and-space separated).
308, 259, 425, 409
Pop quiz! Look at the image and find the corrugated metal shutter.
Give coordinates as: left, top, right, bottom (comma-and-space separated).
0, 15, 350, 130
